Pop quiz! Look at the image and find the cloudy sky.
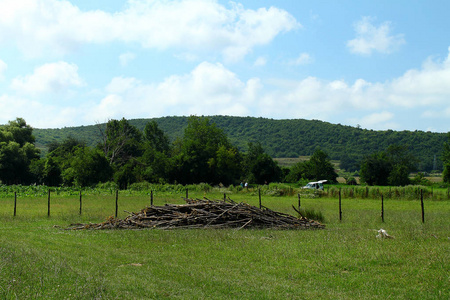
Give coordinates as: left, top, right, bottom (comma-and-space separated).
1, 0, 450, 132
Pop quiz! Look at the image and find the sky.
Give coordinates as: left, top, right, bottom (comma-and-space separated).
1, 0, 450, 132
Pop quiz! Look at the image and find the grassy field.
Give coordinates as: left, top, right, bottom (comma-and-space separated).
0, 187, 449, 299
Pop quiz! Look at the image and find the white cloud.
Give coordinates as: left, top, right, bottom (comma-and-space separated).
5, 46, 450, 131
77, 47, 450, 129
0, 59, 6, 80
11, 61, 84, 95
347, 16, 405, 55
289, 52, 313, 65
0, 94, 50, 127
358, 111, 396, 129
87, 61, 256, 121
0, 0, 299, 60
254, 56, 267, 67
106, 76, 141, 94
119, 52, 136, 67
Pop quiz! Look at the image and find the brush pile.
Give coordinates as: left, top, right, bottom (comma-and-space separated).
68, 198, 325, 230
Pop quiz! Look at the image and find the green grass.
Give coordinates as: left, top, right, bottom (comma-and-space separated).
0, 189, 449, 299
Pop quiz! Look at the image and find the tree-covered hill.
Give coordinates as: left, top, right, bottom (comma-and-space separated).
33, 116, 447, 171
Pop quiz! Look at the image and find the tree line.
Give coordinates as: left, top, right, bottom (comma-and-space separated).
33, 116, 447, 172
3, 117, 450, 188
0, 117, 337, 188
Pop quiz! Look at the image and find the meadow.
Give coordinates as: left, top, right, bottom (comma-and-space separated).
0, 185, 448, 299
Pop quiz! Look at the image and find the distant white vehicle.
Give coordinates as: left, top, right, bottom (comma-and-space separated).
302, 180, 327, 190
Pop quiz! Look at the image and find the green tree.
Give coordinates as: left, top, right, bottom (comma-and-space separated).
243, 142, 281, 184
43, 156, 63, 186
97, 118, 143, 188
62, 147, 112, 187
144, 121, 170, 154
137, 121, 174, 184
44, 137, 86, 186
175, 116, 240, 184
285, 149, 337, 183
98, 118, 143, 166
306, 149, 338, 183
442, 133, 450, 183
360, 152, 391, 186
0, 118, 40, 184
360, 145, 416, 186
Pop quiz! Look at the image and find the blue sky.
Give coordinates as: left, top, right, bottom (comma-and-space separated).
1, 0, 450, 132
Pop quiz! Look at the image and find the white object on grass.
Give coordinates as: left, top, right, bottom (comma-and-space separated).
376, 228, 394, 239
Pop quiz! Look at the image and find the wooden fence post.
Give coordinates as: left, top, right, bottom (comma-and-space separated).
421, 189, 425, 223
259, 188, 262, 209
79, 191, 82, 215
297, 193, 301, 210
115, 190, 119, 218
186, 188, 189, 199
14, 192, 17, 217
151, 190, 154, 206
381, 194, 384, 222
47, 189, 51, 217
339, 188, 342, 221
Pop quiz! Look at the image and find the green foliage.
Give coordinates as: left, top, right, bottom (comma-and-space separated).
243, 142, 282, 184
33, 116, 448, 172
174, 116, 240, 185
0, 118, 40, 184
441, 133, 450, 183
411, 172, 431, 186
285, 148, 337, 183
143, 120, 170, 154
4, 117, 449, 188
360, 145, 417, 186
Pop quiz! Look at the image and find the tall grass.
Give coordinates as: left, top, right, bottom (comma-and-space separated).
0, 185, 448, 299
326, 185, 450, 201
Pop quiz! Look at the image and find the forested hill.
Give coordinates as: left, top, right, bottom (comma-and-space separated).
33, 116, 447, 171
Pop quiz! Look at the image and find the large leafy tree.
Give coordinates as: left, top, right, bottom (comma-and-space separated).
285, 149, 337, 183
0, 118, 40, 184
43, 136, 112, 187
175, 116, 241, 185
97, 118, 143, 188
42, 137, 86, 186
144, 121, 170, 154
360, 145, 417, 186
442, 133, 450, 183
243, 142, 281, 184
65, 147, 112, 187
360, 151, 391, 186
304, 149, 338, 183
137, 121, 173, 184
98, 118, 143, 166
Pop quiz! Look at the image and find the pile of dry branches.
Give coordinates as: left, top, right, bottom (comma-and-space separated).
68, 198, 325, 230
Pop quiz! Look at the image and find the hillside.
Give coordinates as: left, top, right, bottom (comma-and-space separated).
33, 116, 447, 171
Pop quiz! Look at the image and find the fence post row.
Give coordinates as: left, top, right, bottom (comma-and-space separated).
6, 186, 433, 223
